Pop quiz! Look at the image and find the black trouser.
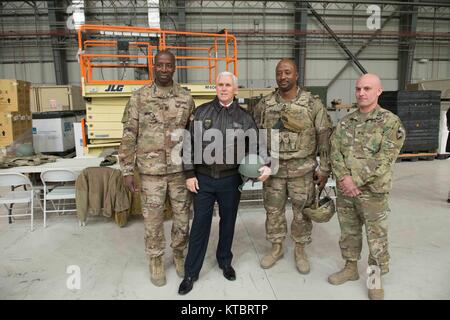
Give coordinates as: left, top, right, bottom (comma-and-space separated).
184, 173, 242, 278
446, 132, 450, 152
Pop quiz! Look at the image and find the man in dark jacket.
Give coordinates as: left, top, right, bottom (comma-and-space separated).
446, 108, 450, 153
178, 71, 271, 295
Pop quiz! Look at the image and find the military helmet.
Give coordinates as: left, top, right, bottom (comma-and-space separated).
303, 187, 335, 223
238, 154, 265, 179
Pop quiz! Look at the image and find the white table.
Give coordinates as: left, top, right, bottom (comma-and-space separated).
0, 157, 119, 175
0, 157, 121, 226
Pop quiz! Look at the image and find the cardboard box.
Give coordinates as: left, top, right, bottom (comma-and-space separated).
0, 79, 31, 113
0, 112, 32, 147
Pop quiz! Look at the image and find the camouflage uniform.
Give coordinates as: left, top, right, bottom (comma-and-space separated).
330, 105, 405, 273
253, 88, 332, 244
119, 82, 195, 258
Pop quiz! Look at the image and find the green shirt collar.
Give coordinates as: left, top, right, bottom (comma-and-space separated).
350, 105, 382, 121
150, 81, 180, 98
274, 87, 302, 104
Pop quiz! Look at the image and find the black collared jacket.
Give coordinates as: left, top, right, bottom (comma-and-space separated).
183, 97, 269, 179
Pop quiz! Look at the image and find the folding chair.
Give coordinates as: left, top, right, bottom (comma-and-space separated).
0, 173, 34, 231
40, 169, 77, 228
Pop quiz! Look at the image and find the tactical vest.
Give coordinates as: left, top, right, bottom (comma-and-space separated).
260, 90, 318, 160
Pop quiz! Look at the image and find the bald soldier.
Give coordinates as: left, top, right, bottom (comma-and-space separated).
119, 50, 195, 287
328, 74, 405, 300
252, 58, 332, 274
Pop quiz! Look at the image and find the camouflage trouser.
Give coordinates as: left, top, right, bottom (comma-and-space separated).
263, 171, 315, 244
140, 172, 191, 258
336, 189, 390, 273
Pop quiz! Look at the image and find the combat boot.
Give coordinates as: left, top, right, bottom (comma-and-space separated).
294, 243, 310, 274
328, 260, 359, 285
173, 250, 185, 278
260, 243, 284, 269
367, 265, 384, 300
368, 279, 384, 300
368, 287, 384, 300
149, 256, 166, 287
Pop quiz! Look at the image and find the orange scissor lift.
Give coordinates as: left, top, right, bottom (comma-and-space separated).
77, 24, 237, 155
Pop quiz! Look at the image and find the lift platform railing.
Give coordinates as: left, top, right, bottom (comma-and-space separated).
77, 24, 238, 85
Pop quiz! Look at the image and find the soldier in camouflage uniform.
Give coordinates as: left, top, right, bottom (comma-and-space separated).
119, 50, 195, 287
252, 59, 332, 274
328, 74, 405, 300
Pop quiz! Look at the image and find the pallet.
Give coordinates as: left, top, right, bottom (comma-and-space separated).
397, 152, 437, 162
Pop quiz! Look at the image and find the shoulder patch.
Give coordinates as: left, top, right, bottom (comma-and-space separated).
397, 126, 405, 140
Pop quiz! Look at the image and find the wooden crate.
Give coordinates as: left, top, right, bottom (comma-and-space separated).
31, 85, 86, 112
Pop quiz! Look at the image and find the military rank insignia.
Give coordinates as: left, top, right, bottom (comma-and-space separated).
375, 113, 383, 122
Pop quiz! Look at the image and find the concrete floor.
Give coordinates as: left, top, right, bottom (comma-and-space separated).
1, 159, 449, 300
